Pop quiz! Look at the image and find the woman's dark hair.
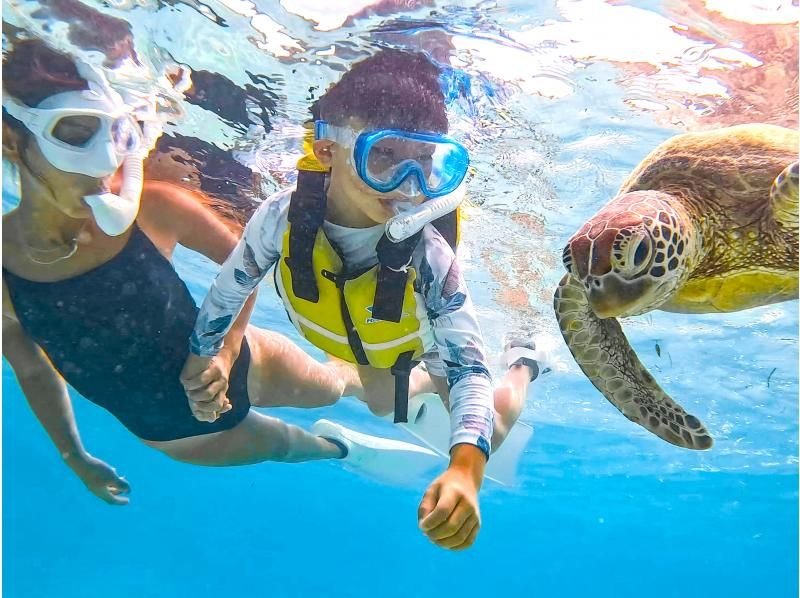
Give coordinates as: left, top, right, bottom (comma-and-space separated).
315, 49, 447, 133
3, 39, 89, 107
2, 39, 89, 137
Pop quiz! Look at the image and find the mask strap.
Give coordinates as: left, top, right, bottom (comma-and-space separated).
314, 121, 358, 146
76, 62, 113, 95
2, 95, 37, 126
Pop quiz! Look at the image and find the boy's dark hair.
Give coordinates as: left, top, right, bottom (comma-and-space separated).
315, 49, 448, 133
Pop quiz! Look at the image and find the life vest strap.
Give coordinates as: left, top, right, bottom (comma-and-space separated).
372, 232, 421, 323
391, 351, 416, 423
286, 169, 327, 303
330, 271, 370, 366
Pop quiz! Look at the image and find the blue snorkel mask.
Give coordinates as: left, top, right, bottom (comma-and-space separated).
315, 121, 469, 241
314, 121, 468, 199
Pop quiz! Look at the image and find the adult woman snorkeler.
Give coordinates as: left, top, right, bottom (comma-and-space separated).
1, 40, 382, 505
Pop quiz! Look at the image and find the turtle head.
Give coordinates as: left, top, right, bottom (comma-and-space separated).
562, 191, 697, 318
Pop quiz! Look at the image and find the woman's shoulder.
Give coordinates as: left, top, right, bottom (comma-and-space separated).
2, 215, 23, 321
140, 180, 204, 210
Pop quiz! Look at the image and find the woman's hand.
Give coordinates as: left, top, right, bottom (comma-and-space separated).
65, 452, 131, 505
180, 351, 234, 422
417, 444, 486, 550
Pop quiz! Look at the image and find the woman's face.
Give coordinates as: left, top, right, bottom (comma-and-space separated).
17, 127, 108, 220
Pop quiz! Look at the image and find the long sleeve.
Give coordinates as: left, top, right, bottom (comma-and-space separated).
190, 193, 288, 356
416, 227, 494, 458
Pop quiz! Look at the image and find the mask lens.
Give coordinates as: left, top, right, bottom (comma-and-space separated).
51, 115, 101, 147
431, 143, 468, 190
366, 137, 433, 182
363, 133, 466, 196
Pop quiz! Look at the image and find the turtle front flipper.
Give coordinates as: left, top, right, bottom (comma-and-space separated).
770, 161, 799, 231
553, 273, 713, 450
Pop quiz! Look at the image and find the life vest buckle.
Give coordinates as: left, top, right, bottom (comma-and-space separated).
321, 269, 339, 283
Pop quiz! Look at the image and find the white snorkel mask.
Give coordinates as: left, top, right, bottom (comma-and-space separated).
2, 61, 149, 236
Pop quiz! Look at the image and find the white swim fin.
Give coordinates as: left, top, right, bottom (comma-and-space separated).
401, 394, 533, 486
311, 419, 441, 485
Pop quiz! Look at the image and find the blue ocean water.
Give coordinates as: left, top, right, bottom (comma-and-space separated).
3, 1, 798, 597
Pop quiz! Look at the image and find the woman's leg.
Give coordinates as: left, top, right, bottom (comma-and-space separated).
143, 410, 344, 466
243, 326, 363, 409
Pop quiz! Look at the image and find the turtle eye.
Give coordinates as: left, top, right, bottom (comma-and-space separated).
611, 232, 652, 276
627, 236, 652, 274
633, 239, 649, 266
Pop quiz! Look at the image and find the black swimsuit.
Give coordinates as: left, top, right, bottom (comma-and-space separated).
3, 224, 251, 441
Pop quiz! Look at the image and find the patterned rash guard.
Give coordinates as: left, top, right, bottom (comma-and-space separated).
191, 188, 494, 457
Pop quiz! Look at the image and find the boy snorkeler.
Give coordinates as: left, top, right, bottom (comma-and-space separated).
182, 49, 545, 550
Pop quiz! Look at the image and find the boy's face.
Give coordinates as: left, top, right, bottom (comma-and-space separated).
313, 119, 429, 228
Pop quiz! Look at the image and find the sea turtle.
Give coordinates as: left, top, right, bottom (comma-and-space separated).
553, 124, 798, 450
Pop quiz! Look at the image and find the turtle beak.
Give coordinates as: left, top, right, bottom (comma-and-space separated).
587, 275, 653, 318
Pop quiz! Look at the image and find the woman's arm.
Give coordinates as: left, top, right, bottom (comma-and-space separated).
138, 181, 257, 364
2, 282, 130, 504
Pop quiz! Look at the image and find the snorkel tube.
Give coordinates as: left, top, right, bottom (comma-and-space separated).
385, 182, 465, 243
83, 103, 163, 236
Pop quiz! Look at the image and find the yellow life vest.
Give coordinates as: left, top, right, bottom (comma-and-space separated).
273, 127, 458, 421
275, 225, 427, 368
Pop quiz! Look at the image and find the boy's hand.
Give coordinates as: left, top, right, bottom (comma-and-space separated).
180, 351, 234, 422
418, 444, 486, 550
66, 452, 131, 505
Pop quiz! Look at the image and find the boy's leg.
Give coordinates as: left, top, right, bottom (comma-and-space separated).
351, 356, 532, 449
426, 335, 546, 451
244, 326, 363, 409
240, 323, 529, 442
428, 363, 533, 453
487, 362, 535, 449
356, 364, 436, 416
143, 410, 345, 465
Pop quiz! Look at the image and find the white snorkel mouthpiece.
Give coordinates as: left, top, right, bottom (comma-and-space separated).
84, 191, 138, 236
385, 182, 465, 243
83, 153, 144, 236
